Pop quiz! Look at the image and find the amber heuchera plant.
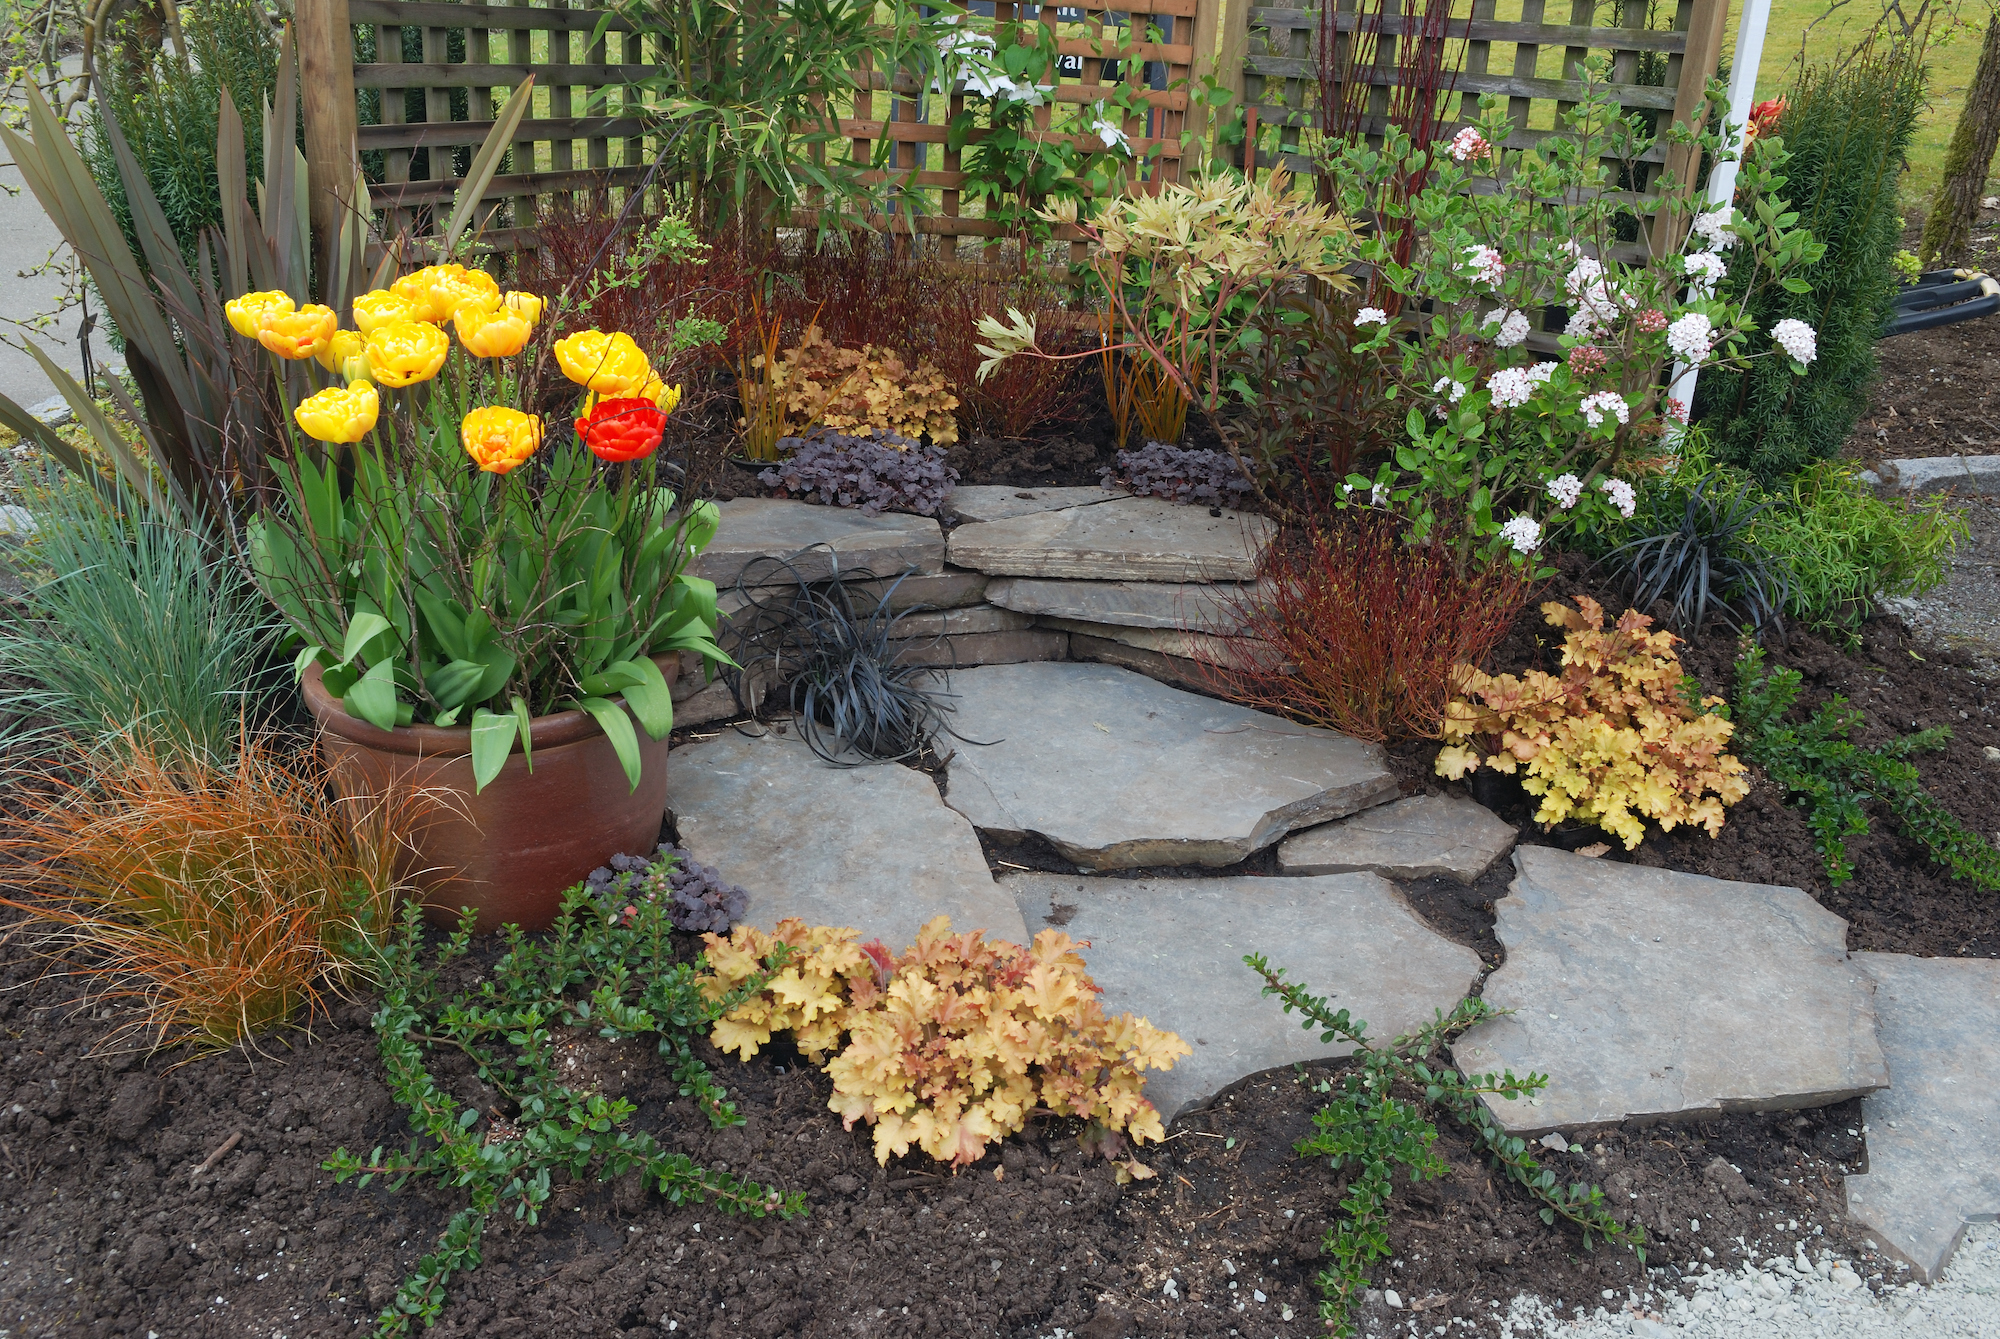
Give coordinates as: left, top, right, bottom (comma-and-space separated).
699, 917, 1190, 1172
1436, 597, 1749, 849
250, 264, 729, 793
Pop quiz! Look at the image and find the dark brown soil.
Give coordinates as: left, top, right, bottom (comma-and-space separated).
0, 924, 1902, 1339
1849, 210, 2000, 462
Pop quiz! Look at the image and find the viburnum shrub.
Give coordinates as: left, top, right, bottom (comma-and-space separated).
761, 324, 961, 445
1332, 66, 1826, 568
1435, 597, 1749, 848
699, 916, 1191, 1172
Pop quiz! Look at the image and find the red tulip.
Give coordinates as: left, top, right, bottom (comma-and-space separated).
575, 396, 667, 463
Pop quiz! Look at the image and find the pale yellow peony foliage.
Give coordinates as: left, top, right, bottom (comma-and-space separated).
1435, 596, 1749, 849
700, 916, 1190, 1170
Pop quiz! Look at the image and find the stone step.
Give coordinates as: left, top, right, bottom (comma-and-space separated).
669, 728, 1028, 949
889, 629, 1071, 669
943, 662, 1398, 869
1452, 847, 1888, 1135
691, 498, 945, 589
947, 495, 1275, 582
1066, 632, 1209, 692
985, 575, 1259, 633
1844, 953, 2000, 1282
949, 485, 1126, 522
1278, 794, 1518, 884
1007, 871, 1482, 1123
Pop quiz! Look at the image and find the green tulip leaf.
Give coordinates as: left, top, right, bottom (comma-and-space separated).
292, 643, 326, 681
468, 706, 520, 793
575, 696, 642, 791
342, 610, 392, 666
511, 694, 535, 773
605, 657, 673, 740
343, 658, 401, 732
427, 658, 490, 711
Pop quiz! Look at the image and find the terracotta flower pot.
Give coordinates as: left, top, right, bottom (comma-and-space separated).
301, 659, 678, 933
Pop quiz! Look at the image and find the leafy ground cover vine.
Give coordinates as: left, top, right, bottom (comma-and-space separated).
1248, 954, 1645, 1336
325, 890, 804, 1335
1731, 646, 2000, 889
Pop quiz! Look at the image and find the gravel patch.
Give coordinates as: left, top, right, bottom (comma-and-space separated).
1493, 1221, 2000, 1338
1881, 491, 2000, 681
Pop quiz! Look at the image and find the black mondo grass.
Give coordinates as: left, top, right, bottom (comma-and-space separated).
724, 548, 977, 765
1606, 472, 1794, 640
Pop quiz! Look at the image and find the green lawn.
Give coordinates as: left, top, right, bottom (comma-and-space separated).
1728, 0, 1992, 211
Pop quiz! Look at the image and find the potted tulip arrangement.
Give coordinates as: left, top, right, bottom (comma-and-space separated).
245, 259, 726, 932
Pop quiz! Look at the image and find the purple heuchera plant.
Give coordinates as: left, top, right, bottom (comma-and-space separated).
758, 429, 959, 517
586, 843, 748, 935
1103, 441, 1253, 506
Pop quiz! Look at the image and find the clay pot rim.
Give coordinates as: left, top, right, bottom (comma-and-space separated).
300, 656, 679, 760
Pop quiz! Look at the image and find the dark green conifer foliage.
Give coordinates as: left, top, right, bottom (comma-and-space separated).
1695, 35, 1926, 482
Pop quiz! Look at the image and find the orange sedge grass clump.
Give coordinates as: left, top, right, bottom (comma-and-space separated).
0, 731, 426, 1052
1199, 519, 1535, 743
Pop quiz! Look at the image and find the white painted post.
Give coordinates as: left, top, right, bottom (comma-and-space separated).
1666, 0, 1776, 420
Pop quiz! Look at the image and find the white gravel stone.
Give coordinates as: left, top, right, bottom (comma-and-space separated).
1493, 1223, 2000, 1337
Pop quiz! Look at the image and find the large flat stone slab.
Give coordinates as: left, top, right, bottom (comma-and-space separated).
1279, 795, 1518, 884
692, 498, 944, 588
1454, 848, 1886, 1135
987, 575, 1257, 633
943, 662, 1398, 869
946, 496, 1275, 582
669, 730, 1027, 949
1008, 872, 1482, 1122
949, 485, 1124, 523
1845, 953, 2000, 1282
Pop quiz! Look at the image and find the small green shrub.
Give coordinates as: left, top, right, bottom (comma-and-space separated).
327, 891, 803, 1336
1249, 956, 1644, 1337
1731, 646, 2000, 889
85, 0, 284, 272
0, 467, 277, 762
1694, 34, 1927, 481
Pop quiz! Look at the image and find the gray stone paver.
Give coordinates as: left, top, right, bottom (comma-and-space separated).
690, 499, 944, 588
948, 485, 1124, 523
1007, 871, 1482, 1122
946, 496, 1275, 582
1453, 847, 1887, 1134
669, 729, 1027, 949
1845, 952, 2000, 1282
984, 575, 1256, 632
1278, 794, 1518, 884
942, 662, 1397, 869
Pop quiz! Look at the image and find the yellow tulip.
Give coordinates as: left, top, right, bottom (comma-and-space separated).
501, 291, 544, 327
315, 329, 373, 384
584, 377, 682, 418
225, 290, 294, 339
390, 267, 453, 322
293, 382, 379, 444
430, 266, 500, 321
365, 320, 450, 388
553, 330, 652, 397
461, 406, 543, 475
453, 302, 532, 359
256, 303, 338, 361
352, 289, 423, 334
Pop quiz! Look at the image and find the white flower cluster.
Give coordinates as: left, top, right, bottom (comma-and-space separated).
1431, 376, 1468, 402
1692, 206, 1736, 248
1666, 312, 1714, 362
1772, 317, 1818, 364
1448, 127, 1491, 161
1600, 477, 1636, 518
1487, 362, 1556, 408
1484, 307, 1531, 348
1684, 251, 1727, 289
1463, 245, 1507, 286
1563, 256, 1626, 336
1500, 516, 1542, 554
942, 25, 1047, 104
1355, 307, 1389, 327
1545, 473, 1584, 509
1580, 390, 1630, 428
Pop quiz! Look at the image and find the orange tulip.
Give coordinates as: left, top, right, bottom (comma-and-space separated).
453, 303, 532, 358
257, 304, 338, 360
461, 406, 544, 474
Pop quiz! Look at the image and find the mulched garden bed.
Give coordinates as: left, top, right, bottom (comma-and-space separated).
5, 317, 1997, 1338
